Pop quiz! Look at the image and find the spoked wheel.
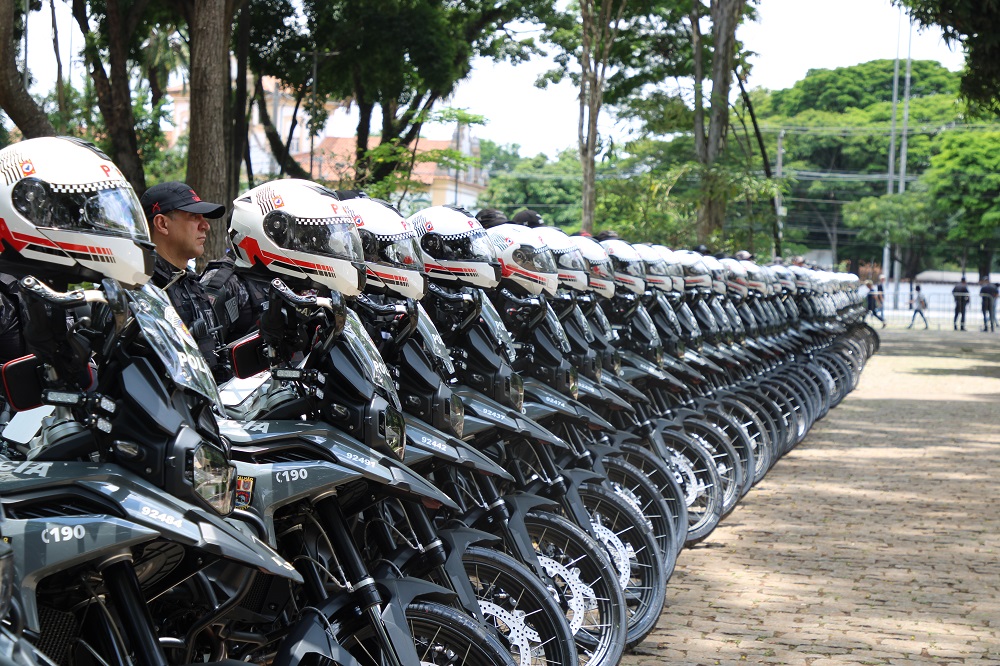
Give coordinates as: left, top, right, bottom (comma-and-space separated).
408, 602, 517, 666
523, 511, 627, 666
337, 601, 516, 666
702, 406, 757, 499
719, 395, 774, 485
656, 427, 723, 545
577, 483, 666, 649
681, 417, 744, 517
463, 546, 578, 666
616, 442, 689, 559
603, 455, 679, 576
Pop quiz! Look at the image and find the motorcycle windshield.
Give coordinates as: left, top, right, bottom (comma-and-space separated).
634, 304, 663, 347
544, 302, 572, 353
415, 303, 455, 375
570, 304, 595, 343
130, 284, 225, 411
655, 292, 685, 337
478, 290, 518, 364
343, 309, 402, 410
593, 307, 618, 342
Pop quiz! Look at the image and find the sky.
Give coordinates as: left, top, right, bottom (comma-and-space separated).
21, 0, 965, 158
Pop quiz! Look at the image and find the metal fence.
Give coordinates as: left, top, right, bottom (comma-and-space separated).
864, 289, 999, 331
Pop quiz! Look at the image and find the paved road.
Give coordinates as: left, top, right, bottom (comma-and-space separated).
625, 329, 1000, 665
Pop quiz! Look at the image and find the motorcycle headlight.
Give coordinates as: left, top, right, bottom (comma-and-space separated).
0, 540, 13, 620
188, 443, 237, 515
448, 392, 465, 439
568, 366, 579, 401
594, 363, 602, 383
509, 372, 524, 412
382, 406, 406, 460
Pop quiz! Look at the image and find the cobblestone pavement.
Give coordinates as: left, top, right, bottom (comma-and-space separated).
624, 329, 1000, 665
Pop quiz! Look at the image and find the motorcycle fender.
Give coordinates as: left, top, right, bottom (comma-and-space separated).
375, 575, 460, 665
3, 515, 159, 633
271, 605, 364, 666
232, 460, 364, 544
560, 466, 606, 487
435, 526, 500, 622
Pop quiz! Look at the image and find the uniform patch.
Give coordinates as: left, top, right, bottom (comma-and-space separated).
235, 475, 255, 510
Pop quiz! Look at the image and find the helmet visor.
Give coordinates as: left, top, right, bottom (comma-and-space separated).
12, 178, 150, 242
513, 245, 557, 274
554, 246, 588, 273
264, 210, 362, 262
644, 257, 671, 277
362, 229, 425, 272
423, 228, 495, 262
611, 256, 646, 279
589, 257, 613, 281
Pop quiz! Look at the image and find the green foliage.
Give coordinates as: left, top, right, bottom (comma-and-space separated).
924, 130, 1000, 246
769, 59, 958, 116
479, 140, 524, 175
898, 0, 1000, 114
843, 186, 944, 277
478, 150, 583, 229
595, 165, 697, 247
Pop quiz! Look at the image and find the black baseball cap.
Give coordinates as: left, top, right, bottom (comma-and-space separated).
140, 181, 226, 221
512, 209, 544, 228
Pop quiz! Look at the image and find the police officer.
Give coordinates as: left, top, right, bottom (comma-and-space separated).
139, 181, 230, 379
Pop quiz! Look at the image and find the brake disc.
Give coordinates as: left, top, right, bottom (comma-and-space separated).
591, 521, 631, 590
609, 482, 651, 529
478, 600, 541, 666
537, 554, 593, 635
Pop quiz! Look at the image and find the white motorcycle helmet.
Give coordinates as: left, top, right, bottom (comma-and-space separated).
0, 136, 153, 287
740, 260, 768, 296
701, 255, 728, 296
600, 238, 646, 295
719, 257, 749, 300
534, 226, 589, 292
568, 235, 616, 300
406, 206, 500, 289
487, 223, 559, 296
633, 243, 673, 293
652, 245, 686, 293
344, 196, 427, 300
229, 179, 365, 296
674, 250, 713, 294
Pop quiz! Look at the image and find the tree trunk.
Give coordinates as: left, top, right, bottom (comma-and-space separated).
977, 245, 993, 282
228, 4, 250, 204
0, 0, 56, 139
49, 0, 67, 129
254, 76, 310, 180
690, 2, 705, 163
71, 0, 147, 194
186, 0, 230, 265
695, 0, 742, 243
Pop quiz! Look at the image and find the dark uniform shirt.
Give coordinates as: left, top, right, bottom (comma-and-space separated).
151, 252, 229, 381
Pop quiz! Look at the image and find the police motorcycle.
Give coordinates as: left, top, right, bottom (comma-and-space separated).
564, 237, 725, 548
551, 237, 692, 564
411, 207, 628, 666
482, 224, 666, 651
628, 246, 775, 495
0, 137, 302, 666
204, 181, 516, 666
593, 242, 745, 532
314, 194, 579, 666
532, 227, 685, 578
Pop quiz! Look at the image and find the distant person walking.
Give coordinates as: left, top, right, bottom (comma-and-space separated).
953, 277, 970, 331
876, 275, 886, 319
907, 285, 929, 330
866, 280, 886, 328
980, 279, 998, 332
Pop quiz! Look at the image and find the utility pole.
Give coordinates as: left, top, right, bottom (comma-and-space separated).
893, 16, 914, 310
884, 7, 903, 303
775, 130, 785, 260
